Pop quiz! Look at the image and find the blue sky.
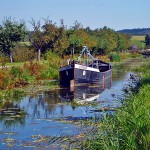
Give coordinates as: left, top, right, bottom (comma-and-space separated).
0, 0, 149, 31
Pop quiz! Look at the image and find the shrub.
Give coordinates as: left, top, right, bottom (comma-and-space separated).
130, 51, 141, 58
109, 52, 120, 62
23, 61, 41, 79
42, 50, 61, 66
0, 55, 9, 67
120, 52, 130, 60
0, 70, 11, 89
13, 44, 36, 62
10, 66, 23, 78
20, 70, 35, 84
10, 65, 35, 86
39, 61, 59, 79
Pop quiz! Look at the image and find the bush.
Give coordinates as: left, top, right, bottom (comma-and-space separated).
109, 52, 120, 62
10, 66, 23, 78
0, 70, 11, 89
0, 56, 9, 67
9, 66, 35, 86
130, 51, 141, 58
0, 57, 60, 90
39, 61, 59, 79
42, 50, 61, 66
13, 44, 36, 62
23, 61, 41, 79
20, 70, 35, 84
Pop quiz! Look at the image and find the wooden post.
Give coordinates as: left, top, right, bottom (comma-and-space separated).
70, 79, 75, 88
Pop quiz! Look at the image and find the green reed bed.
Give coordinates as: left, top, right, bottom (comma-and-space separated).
85, 60, 150, 150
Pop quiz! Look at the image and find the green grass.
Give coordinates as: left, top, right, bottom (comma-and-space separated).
19, 41, 31, 46
4, 62, 24, 67
85, 58, 150, 150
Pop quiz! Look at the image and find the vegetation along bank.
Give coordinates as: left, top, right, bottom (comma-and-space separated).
84, 58, 150, 150
0, 17, 150, 90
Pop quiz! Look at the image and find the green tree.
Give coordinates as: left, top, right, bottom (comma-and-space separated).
96, 27, 117, 54
115, 33, 129, 52
42, 19, 69, 54
53, 19, 69, 54
67, 30, 81, 57
42, 19, 57, 51
0, 17, 27, 63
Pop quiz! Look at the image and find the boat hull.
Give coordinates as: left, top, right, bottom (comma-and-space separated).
59, 63, 112, 86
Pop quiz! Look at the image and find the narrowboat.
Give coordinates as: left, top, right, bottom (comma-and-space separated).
59, 46, 112, 86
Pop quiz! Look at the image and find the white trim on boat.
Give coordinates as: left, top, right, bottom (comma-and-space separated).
75, 64, 100, 72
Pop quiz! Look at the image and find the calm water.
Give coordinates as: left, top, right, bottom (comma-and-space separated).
0, 63, 135, 149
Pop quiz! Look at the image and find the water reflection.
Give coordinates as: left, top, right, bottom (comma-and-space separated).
59, 77, 112, 103
0, 77, 112, 128
0, 101, 26, 130
20, 77, 112, 120
0, 77, 113, 149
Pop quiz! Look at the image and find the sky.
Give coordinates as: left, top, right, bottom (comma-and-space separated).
0, 0, 150, 31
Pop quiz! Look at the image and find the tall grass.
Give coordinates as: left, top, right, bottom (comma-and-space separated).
85, 59, 150, 150
0, 57, 60, 90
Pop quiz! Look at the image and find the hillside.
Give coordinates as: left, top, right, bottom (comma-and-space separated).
117, 28, 150, 35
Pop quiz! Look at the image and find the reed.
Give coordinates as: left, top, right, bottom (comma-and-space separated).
85, 59, 150, 150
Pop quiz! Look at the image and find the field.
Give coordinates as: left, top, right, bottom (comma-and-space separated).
131, 35, 145, 41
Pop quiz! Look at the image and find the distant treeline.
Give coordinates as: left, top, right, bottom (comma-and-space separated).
0, 17, 148, 63
118, 28, 150, 35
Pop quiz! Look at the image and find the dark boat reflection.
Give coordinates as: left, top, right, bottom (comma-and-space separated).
59, 77, 112, 103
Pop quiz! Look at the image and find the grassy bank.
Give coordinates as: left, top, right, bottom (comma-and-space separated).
85, 59, 150, 149
0, 51, 62, 90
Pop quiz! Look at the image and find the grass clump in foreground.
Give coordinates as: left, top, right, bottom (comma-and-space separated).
85, 63, 150, 150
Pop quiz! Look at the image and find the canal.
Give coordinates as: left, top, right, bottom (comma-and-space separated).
0, 58, 142, 149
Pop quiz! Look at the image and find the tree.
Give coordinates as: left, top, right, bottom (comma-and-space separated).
42, 19, 57, 51
42, 19, 69, 54
53, 19, 69, 54
115, 33, 129, 52
68, 30, 81, 57
0, 17, 26, 63
71, 20, 83, 30
96, 27, 117, 54
29, 19, 44, 61
145, 34, 150, 46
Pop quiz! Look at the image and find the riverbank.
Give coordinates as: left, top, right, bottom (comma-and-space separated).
0, 56, 150, 149
84, 58, 150, 149
0, 57, 147, 105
